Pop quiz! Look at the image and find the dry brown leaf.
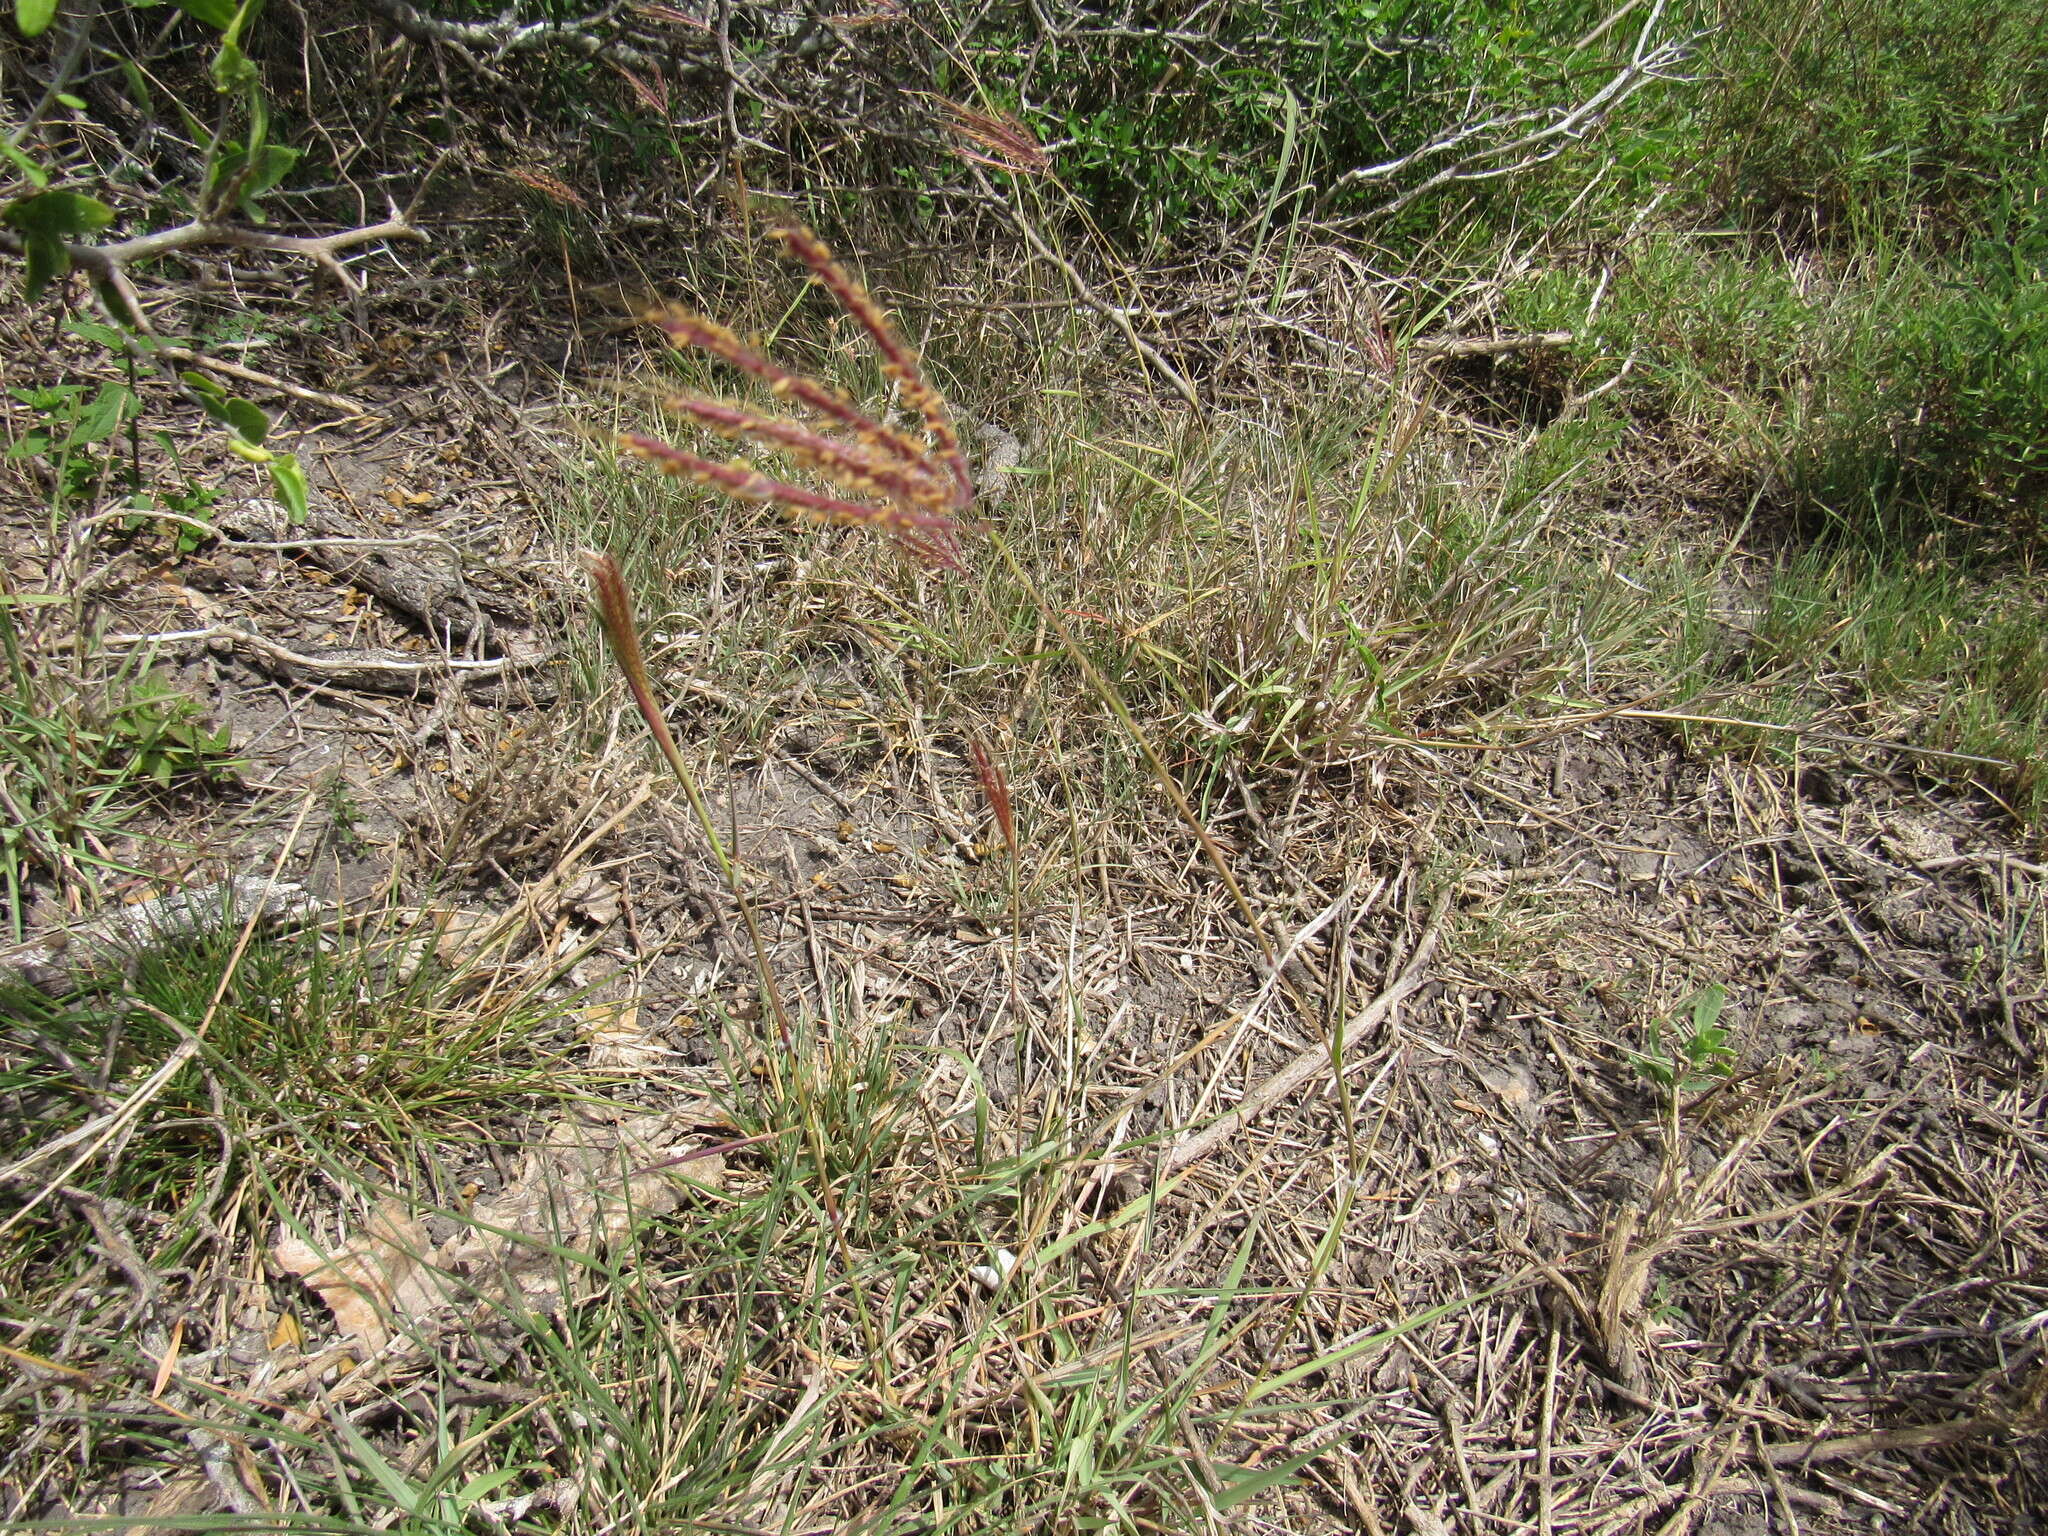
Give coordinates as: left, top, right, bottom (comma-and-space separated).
278, 1114, 726, 1348
442, 1113, 722, 1308
587, 1001, 673, 1073
272, 1200, 453, 1351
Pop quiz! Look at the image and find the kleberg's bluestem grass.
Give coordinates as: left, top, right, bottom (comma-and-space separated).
618, 224, 970, 569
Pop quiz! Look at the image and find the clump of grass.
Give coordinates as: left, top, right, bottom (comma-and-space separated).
0, 910, 589, 1220
1696, 0, 2048, 247
0, 604, 240, 939
0, 900, 620, 1522
1736, 547, 2048, 818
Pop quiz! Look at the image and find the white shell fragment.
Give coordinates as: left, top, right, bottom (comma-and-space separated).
969, 1249, 1019, 1293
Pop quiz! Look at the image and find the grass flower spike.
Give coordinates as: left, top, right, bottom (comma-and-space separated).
620, 224, 971, 569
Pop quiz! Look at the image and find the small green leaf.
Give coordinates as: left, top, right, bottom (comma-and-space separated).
14, 0, 58, 39
268, 454, 308, 524
5, 189, 116, 239
224, 0, 266, 45
1211, 1450, 1320, 1512
172, 0, 238, 28
114, 57, 154, 114
19, 229, 66, 298
63, 318, 128, 349
65, 383, 136, 448
237, 144, 300, 220
202, 138, 247, 205
0, 137, 50, 187
181, 372, 236, 424
209, 38, 257, 93
222, 395, 269, 444
1691, 983, 1727, 1033
4, 188, 117, 292
54, 92, 87, 110
450, 1467, 526, 1507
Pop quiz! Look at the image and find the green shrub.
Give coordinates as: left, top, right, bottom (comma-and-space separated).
1793, 206, 2048, 541
1509, 212, 2048, 549
971, 0, 1629, 247
1695, 0, 2048, 246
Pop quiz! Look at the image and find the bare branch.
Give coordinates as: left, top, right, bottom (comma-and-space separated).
350, 0, 664, 73
1329, 0, 1693, 222
67, 214, 424, 295
156, 345, 365, 415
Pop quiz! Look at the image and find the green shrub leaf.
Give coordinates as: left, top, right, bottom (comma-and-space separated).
222, 396, 269, 445
4, 188, 116, 293
4, 189, 115, 239
14, 0, 58, 39
268, 454, 308, 524
173, 0, 238, 30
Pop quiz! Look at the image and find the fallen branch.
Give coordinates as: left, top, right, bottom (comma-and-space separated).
351, 0, 665, 73
157, 345, 366, 416
91, 620, 555, 700
1752, 1418, 2011, 1467
0, 876, 315, 996
1412, 329, 1575, 360
228, 628, 553, 698
57, 214, 423, 297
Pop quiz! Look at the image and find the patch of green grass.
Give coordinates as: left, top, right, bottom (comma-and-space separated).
1525, 223, 2048, 550
6, 967, 1342, 1532
0, 913, 588, 1215
1504, 213, 2048, 804
1736, 548, 2048, 818
0, 606, 241, 939
1497, 0, 2048, 554
0, 909, 623, 1520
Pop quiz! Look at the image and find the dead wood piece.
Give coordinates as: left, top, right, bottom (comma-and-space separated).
1, 877, 314, 994
354, 0, 665, 73
28, 215, 423, 310
156, 345, 365, 416
1751, 1417, 2013, 1466
233, 629, 555, 701
219, 499, 517, 648
1410, 330, 1576, 361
